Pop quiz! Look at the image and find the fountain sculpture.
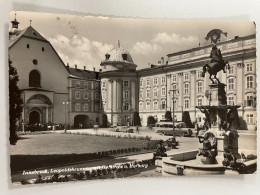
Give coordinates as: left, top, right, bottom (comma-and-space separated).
155, 29, 257, 175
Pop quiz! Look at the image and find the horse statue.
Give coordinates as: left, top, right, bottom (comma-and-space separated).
202, 45, 230, 83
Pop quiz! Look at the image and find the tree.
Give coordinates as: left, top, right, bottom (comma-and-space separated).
133, 111, 141, 126
147, 116, 156, 127
238, 116, 248, 130
165, 111, 172, 121
182, 111, 193, 128
101, 113, 108, 127
9, 58, 23, 145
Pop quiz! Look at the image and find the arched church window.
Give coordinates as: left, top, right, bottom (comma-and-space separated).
105, 54, 110, 60
29, 70, 41, 87
122, 53, 127, 60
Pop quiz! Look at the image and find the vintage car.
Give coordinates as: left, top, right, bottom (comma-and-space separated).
153, 121, 193, 137
112, 126, 134, 133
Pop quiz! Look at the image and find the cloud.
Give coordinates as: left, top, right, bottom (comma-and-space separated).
131, 41, 162, 55
151, 32, 198, 45
49, 34, 113, 70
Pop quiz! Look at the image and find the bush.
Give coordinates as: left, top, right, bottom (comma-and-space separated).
147, 116, 156, 127
238, 116, 248, 130
101, 114, 108, 128
133, 111, 141, 126
182, 111, 193, 128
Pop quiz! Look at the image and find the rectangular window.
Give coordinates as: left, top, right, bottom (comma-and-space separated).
246, 76, 253, 89
161, 76, 166, 84
228, 78, 235, 90
228, 96, 234, 106
172, 74, 177, 82
123, 80, 129, 87
197, 82, 203, 93
140, 80, 143, 87
146, 89, 150, 98
184, 99, 190, 109
184, 73, 189, 81
95, 82, 99, 89
95, 105, 100, 112
124, 103, 129, 110
162, 100, 166, 109
146, 79, 150, 86
84, 82, 88, 89
197, 98, 202, 106
153, 77, 158, 85
153, 89, 158, 97
84, 92, 89, 99
161, 87, 166, 96
245, 95, 254, 106
146, 102, 150, 110
246, 63, 253, 72
84, 104, 89, 111
153, 101, 158, 110
102, 81, 106, 88
197, 71, 203, 78
75, 82, 80, 88
228, 66, 234, 74
139, 102, 143, 110
75, 103, 81, 111
124, 90, 129, 98
246, 114, 254, 124
75, 91, 80, 99
139, 90, 143, 98
95, 93, 100, 99
184, 83, 189, 94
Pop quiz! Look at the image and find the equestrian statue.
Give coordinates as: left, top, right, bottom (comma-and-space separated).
202, 29, 230, 83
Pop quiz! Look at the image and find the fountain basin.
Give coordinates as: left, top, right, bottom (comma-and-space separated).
155, 149, 257, 176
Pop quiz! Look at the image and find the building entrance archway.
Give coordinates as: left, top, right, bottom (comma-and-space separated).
29, 111, 40, 124
74, 115, 89, 128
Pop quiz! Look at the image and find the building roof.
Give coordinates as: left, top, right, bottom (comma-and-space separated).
9, 26, 48, 48
103, 47, 134, 63
67, 67, 98, 80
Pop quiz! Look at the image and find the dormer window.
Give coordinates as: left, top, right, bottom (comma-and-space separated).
105, 54, 110, 60
32, 31, 37, 36
42, 47, 45, 52
122, 53, 127, 60
27, 44, 30, 49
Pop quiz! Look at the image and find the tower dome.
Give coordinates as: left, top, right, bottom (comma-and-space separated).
100, 45, 137, 72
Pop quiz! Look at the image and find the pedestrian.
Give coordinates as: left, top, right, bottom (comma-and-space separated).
136, 126, 139, 134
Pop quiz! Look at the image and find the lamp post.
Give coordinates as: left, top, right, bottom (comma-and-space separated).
169, 89, 179, 143
63, 101, 69, 132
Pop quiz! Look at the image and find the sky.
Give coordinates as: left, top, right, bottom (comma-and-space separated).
9, 11, 256, 70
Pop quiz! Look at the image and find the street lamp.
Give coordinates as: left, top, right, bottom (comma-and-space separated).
63, 101, 69, 132
169, 89, 179, 143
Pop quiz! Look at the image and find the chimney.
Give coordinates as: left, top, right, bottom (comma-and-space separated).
66, 62, 69, 70
158, 60, 161, 65
75, 64, 77, 69
161, 57, 164, 64
83, 66, 86, 70
93, 67, 96, 72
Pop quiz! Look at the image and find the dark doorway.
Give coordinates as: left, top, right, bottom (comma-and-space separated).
74, 115, 89, 129
29, 111, 40, 124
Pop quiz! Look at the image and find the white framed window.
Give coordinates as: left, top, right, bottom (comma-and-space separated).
246, 114, 254, 124
161, 76, 166, 84
75, 82, 80, 88
84, 104, 89, 111
246, 63, 253, 72
184, 73, 189, 81
75, 103, 81, 111
228, 78, 235, 90
146, 102, 150, 110
197, 71, 203, 78
124, 90, 129, 98
197, 98, 203, 106
84, 92, 89, 99
84, 82, 88, 88
184, 83, 189, 94
197, 81, 203, 93
153, 77, 158, 85
75, 91, 80, 99
140, 80, 143, 87
162, 100, 166, 109
102, 91, 106, 99
161, 87, 166, 96
246, 76, 253, 89
124, 103, 129, 110
245, 95, 254, 106
153, 101, 158, 110
228, 66, 234, 74
153, 88, 158, 97
139, 90, 143, 98
139, 102, 143, 110
146, 79, 150, 86
184, 99, 190, 109
123, 80, 129, 87
146, 89, 150, 98
172, 74, 177, 82
102, 81, 106, 88
228, 96, 234, 106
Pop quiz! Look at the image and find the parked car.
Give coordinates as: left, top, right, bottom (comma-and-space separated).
153, 121, 193, 137
112, 126, 134, 133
